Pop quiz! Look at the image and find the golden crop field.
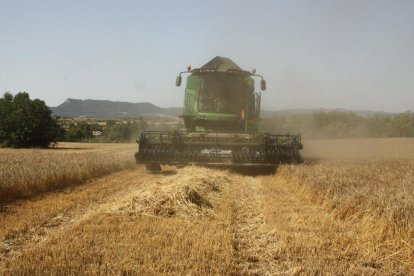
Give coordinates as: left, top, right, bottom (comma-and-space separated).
0, 139, 413, 274
0, 143, 136, 204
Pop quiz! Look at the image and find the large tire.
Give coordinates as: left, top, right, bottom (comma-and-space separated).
145, 163, 162, 172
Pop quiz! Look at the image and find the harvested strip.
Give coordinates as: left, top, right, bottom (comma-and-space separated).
122, 167, 233, 218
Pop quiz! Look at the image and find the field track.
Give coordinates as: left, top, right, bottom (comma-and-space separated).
1, 139, 413, 274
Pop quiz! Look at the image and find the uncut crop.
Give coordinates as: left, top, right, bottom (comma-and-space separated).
277, 159, 414, 268
0, 143, 136, 204
279, 160, 414, 233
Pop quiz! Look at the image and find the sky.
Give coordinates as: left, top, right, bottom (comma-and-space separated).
0, 0, 413, 112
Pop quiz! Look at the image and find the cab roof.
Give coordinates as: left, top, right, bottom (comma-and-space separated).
192, 56, 251, 75
201, 56, 242, 70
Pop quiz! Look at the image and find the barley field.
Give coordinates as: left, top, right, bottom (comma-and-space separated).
0, 143, 136, 204
0, 139, 413, 274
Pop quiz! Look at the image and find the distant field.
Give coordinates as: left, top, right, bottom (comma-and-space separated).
303, 137, 414, 160
0, 143, 136, 204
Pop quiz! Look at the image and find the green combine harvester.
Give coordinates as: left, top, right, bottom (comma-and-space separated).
135, 57, 303, 171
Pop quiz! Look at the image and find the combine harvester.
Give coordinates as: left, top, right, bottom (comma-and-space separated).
135, 56, 303, 171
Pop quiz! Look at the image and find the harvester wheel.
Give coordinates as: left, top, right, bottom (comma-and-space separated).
145, 163, 162, 172
294, 155, 304, 164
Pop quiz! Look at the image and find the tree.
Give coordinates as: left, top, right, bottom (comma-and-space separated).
0, 92, 60, 148
64, 122, 96, 142
103, 120, 148, 142
0, 92, 14, 143
388, 112, 414, 137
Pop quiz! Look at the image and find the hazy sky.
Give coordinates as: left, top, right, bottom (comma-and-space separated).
1, 0, 413, 112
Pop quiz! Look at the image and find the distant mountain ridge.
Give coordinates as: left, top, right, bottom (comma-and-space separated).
51, 98, 394, 119
51, 98, 182, 118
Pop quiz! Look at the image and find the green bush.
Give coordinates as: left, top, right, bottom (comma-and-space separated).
0, 92, 60, 148
64, 122, 100, 142
103, 120, 148, 142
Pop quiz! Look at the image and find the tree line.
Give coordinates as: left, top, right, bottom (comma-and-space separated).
63, 120, 149, 143
261, 111, 414, 139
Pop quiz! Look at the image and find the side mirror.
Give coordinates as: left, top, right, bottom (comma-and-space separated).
260, 79, 266, 91
176, 75, 182, 86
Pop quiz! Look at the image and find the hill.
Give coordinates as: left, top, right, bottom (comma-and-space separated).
51, 99, 182, 118
51, 98, 394, 119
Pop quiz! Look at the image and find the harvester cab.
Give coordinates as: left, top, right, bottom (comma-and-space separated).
176, 57, 265, 134
136, 56, 303, 171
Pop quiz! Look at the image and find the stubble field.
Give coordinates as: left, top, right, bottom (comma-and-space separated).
0, 139, 413, 274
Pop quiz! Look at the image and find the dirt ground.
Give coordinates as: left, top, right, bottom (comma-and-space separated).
0, 139, 413, 274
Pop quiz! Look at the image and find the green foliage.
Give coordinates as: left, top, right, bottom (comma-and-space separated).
102, 120, 148, 142
312, 111, 367, 138
0, 92, 61, 148
388, 112, 414, 137
59, 119, 148, 143
64, 123, 99, 142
